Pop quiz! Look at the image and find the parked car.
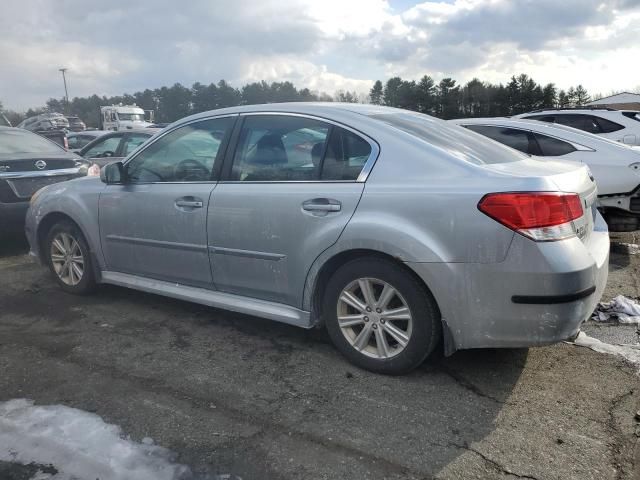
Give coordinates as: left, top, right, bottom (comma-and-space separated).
78, 130, 157, 167
451, 117, 640, 231
18, 113, 69, 132
514, 108, 640, 146
26, 104, 608, 374
0, 127, 88, 232
67, 130, 109, 152
35, 130, 69, 150
66, 116, 87, 132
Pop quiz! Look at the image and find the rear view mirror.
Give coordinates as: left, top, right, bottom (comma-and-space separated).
100, 161, 126, 184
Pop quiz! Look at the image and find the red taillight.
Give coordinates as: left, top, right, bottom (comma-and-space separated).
64, 137, 69, 150
478, 192, 583, 241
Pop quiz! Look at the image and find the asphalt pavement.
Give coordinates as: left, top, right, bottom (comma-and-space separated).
0, 232, 638, 479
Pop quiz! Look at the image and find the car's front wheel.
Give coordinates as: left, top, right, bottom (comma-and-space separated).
45, 221, 96, 294
323, 257, 441, 374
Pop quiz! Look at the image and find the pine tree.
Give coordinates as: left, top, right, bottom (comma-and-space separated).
369, 80, 384, 105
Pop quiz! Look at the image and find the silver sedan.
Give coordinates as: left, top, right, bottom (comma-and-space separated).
25, 103, 609, 374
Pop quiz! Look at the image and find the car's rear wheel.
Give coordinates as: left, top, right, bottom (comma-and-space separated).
45, 221, 96, 294
323, 257, 441, 374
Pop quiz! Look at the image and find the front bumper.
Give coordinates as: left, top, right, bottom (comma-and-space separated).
0, 201, 30, 232
407, 213, 609, 352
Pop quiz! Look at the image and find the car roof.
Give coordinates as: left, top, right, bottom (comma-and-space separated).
519, 109, 622, 116
172, 102, 408, 126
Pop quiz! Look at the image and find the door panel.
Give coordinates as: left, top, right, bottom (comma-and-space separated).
208, 182, 364, 306
98, 116, 235, 287
99, 183, 215, 287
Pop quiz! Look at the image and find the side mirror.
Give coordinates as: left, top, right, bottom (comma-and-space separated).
100, 161, 126, 184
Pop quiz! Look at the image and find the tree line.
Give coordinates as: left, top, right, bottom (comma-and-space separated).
2, 74, 591, 127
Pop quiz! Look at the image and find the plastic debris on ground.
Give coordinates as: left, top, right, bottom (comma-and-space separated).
591, 295, 640, 325
571, 331, 640, 374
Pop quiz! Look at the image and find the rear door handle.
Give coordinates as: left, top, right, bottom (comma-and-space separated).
302, 198, 341, 212
175, 197, 203, 209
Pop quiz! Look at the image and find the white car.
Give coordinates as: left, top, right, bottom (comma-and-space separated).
514, 108, 640, 146
451, 117, 640, 231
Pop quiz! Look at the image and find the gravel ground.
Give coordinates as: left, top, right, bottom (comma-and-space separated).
0, 232, 639, 479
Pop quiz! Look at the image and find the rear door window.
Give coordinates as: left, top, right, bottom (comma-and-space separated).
554, 114, 600, 134
532, 133, 577, 156
320, 127, 372, 181
230, 115, 329, 181
229, 115, 373, 182
465, 125, 535, 155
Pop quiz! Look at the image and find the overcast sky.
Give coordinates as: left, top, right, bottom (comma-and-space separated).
1, 0, 639, 110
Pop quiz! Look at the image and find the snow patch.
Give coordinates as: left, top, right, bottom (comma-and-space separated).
591, 295, 640, 325
572, 331, 640, 373
0, 399, 192, 480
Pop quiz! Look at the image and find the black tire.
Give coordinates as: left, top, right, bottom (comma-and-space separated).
323, 257, 441, 375
45, 220, 96, 295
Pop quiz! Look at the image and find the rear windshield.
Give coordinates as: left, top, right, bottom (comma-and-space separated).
0, 129, 65, 155
369, 112, 523, 164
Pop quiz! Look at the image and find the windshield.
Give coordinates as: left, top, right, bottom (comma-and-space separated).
117, 113, 145, 121
369, 112, 524, 164
0, 129, 64, 155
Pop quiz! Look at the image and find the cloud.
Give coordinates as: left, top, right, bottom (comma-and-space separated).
0, 0, 639, 110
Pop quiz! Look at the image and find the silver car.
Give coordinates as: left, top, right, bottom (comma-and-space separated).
25, 103, 609, 374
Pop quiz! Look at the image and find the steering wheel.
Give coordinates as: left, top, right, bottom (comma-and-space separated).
137, 165, 166, 182
97, 151, 115, 158
174, 158, 210, 181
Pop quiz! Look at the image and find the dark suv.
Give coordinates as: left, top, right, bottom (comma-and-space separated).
66, 116, 87, 132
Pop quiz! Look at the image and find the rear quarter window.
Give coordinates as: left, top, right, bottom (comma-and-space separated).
595, 117, 625, 133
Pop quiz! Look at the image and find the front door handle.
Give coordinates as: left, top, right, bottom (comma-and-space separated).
175, 197, 203, 209
302, 198, 341, 212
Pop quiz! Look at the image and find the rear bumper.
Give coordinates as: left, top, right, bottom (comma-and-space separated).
407, 212, 609, 352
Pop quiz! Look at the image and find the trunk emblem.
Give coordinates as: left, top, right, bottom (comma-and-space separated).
35, 160, 47, 170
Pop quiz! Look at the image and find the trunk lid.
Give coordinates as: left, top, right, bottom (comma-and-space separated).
482, 158, 598, 243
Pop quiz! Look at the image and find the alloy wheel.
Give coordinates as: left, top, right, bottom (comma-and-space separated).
50, 232, 84, 286
337, 277, 413, 359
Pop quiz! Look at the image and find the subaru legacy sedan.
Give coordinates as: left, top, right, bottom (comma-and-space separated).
25, 103, 609, 374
